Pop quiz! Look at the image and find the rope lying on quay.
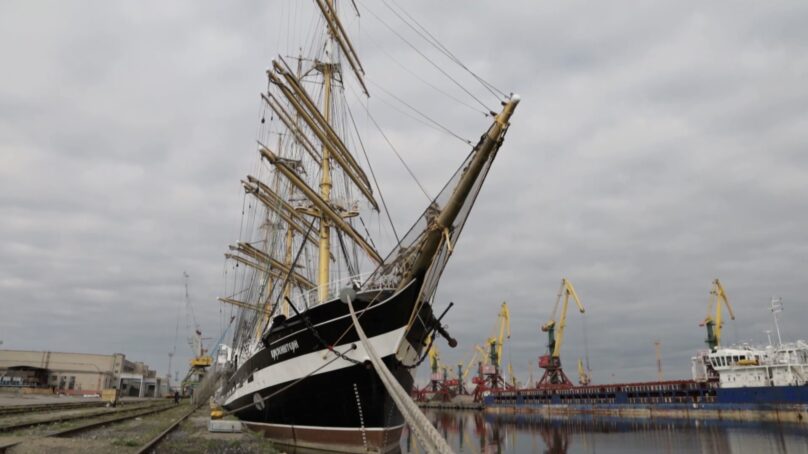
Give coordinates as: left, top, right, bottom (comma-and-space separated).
344, 289, 454, 454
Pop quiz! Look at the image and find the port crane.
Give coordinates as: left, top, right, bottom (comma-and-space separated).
462, 345, 485, 382
538, 278, 586, 388
486, 302, 511, 387
454, 344, 485, 395
180, 272, 214, 393
472, 302, 514, 401
470, 344, 490, 386
428, 343, 441, 392
577, 358, 591, 385
700, 278, 735, 351
424, 342, 460, 402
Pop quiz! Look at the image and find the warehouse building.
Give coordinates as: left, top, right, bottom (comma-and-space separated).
0, 349, 163, 397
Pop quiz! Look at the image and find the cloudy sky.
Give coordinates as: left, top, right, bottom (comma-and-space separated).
2, 0, 807, 386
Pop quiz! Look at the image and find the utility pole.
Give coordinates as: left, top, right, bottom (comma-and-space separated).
167, 351, 174, 391
654, 340, 663, 381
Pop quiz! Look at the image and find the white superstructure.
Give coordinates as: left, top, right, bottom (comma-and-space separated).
692, 341, 808, 388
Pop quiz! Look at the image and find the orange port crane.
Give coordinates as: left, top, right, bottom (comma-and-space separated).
700, 278, 735, 351
538, 278, 586, 388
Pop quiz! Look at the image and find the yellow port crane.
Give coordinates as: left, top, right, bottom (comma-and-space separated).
485, 302, 511, 370
428, 342, 440, 375
700, 278, 735, 351
473, 344, 490, 366
538, 278, 586, 388
577, 358, 591, 385
507, 363, 517, 389
461, 344, 486, 382
473, 302, 512, 391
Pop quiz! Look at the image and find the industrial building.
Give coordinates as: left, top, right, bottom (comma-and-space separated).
0, 349, 164, 397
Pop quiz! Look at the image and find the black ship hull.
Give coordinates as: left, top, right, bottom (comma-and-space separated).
222, 279, 432, 453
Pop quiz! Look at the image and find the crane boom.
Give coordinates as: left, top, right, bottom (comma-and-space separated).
542, 278, 585, 358
538, 278, 586, 388
700, 278, 736, 350
577, 358, 590, 385
474, 345, 490, 365
496, 302, 510, 366
462, 345, 484, 380
484, 302, 511, 368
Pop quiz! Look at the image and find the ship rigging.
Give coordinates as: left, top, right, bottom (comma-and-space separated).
213, 1, 519, 452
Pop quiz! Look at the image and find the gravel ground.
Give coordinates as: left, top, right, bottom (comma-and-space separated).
1, 401, 167, 437
73, 402, 191, 447
0, 404, 283, 454
156, 409, 279, 454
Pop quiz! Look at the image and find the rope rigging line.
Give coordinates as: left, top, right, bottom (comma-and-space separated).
373, 44, 489, 116
342, 91, 401, 243
284, 296, 362, 366
356, 0, 493, 113
335, 227, 359, 278
345, 294, 455, 454
358, 216, 381, 251
369, 81, 472, 146
261, 221, 317, 334
348, 88, 432, 202
382, 0, 508, 102
366, 88, 470, 143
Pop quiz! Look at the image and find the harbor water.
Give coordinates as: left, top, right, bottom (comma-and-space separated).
401, 409, 808, 453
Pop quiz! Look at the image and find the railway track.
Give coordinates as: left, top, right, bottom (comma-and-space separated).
0, 401, 168, 433
0, 401, 193, 453
134, 406, 197, 454
0, 401, 107, 417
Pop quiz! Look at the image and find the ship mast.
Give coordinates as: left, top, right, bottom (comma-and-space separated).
318, 2, 335, 302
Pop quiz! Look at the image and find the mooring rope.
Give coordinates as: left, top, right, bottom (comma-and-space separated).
345, 293, 454, 454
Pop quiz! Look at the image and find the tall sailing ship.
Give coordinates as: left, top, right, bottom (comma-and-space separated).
216, 2, 518, 452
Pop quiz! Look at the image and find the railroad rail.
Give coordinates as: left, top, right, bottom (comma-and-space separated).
0, 401, 169, 433
0, 401, 107, 417
134, 406, 198, 454
0, 401, 186, 453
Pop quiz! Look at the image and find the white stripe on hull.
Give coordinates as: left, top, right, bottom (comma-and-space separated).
224, 326, 408, 407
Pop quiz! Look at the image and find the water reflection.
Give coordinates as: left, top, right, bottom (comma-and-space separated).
401, 409, 808, 453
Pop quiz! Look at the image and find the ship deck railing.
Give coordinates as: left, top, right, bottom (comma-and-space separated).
288, 272, 371, 310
